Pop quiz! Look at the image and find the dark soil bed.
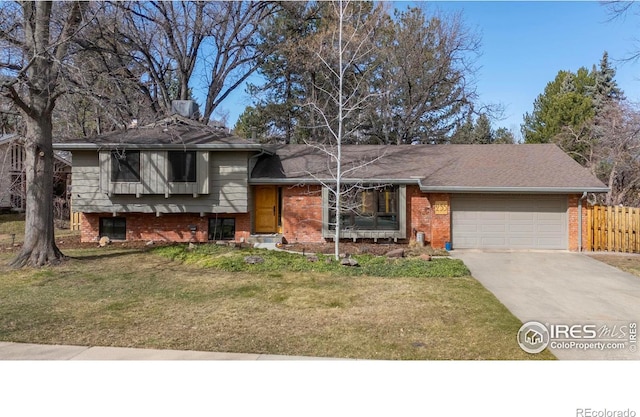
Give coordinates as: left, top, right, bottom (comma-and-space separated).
283, 241, 447, 257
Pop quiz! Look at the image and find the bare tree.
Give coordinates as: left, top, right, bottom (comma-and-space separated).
367, 7, 480, 144
200, 1, 278, 121
591, 102, 640, 206
303, 0, 385, 259
0, 1, 88, 267
110, 1, 277, 122
557, 101, 640, 206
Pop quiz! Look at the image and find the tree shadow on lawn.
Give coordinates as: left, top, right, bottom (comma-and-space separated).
64, 247, 152, 262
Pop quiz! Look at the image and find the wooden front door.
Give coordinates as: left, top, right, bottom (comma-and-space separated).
254, 186, 278, 233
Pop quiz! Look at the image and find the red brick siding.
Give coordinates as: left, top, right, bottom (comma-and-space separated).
426, 193, 451, 249
407, 185, 431, 243
281, 185, 324, 243
278, 185, 452, 248
80, 212, 251, 243
568, 194, 587, 251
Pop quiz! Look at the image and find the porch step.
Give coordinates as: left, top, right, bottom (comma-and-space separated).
248, 234, 283, 244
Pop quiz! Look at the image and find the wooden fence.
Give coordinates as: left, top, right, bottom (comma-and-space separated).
587, 205, 640, 253
70, 211, 81, 231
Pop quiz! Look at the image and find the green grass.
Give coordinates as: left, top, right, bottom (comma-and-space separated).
0, 245, 554, 360
0, 213, 78, 247
0, 213, 26, 236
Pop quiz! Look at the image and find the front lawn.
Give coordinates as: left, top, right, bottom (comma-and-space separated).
589, 253, 640, 278
0, 244, 554, 359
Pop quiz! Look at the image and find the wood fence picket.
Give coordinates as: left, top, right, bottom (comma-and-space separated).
587, 205, 640, 253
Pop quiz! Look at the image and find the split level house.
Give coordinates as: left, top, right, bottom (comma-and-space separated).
53, 116, 608, 251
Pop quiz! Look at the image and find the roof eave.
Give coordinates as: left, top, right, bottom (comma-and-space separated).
418, 185, 610, 193
249, 178, 609, 194
53, 143, 270, 153
248, 178, 422, 185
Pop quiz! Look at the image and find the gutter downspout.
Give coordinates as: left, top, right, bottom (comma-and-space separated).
578, 192, 587, 252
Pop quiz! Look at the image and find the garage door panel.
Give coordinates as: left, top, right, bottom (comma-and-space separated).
508, 237, 537, 246
477, 212, 507, 221
480, 237, 508, 246
510, 212, 534, 221
509, 224, 535, 233
538, 224, 563, 232
452, 195, 567, 249
480, 224, 507, 233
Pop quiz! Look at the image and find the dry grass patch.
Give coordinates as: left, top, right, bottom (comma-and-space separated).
589, 253, 640, 278
0, 247, 553, 359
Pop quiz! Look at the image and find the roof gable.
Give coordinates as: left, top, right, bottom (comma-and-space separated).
53, 116, 264, 151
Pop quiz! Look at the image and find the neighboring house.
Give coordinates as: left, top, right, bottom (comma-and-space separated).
54, 117, 608, 251
0, 133, 71, 213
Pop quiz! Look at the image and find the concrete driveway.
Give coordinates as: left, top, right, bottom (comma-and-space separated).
452, 251, 640, 360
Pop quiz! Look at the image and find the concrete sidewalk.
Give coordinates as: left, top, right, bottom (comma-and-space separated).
0, 341, 334, 360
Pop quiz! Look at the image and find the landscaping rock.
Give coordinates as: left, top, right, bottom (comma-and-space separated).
146, 240, 155, 246
306, 255, 319, 262
385, 248, 405, 258
419, 254, 432, 261
244, 255, 264, 264
340, 257, 359, 267
98, 236, 110, 247
187, 242, 196, 250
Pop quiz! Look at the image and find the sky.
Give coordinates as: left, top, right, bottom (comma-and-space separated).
197, 1, 640, 140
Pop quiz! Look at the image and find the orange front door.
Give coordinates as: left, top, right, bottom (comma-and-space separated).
254, 186, 278, 233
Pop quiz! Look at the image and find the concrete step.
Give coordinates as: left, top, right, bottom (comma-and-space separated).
248, 234, 283, 244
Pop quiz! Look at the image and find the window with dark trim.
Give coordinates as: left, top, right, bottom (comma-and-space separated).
208, 218, 235, 240
168, 151, 196, 182
328, 185, 399, 231
99, 217, 126, 240
110, 150, 140, 182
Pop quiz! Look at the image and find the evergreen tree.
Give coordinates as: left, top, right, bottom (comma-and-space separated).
493, 127, 515, 144
473, 113, 493, 144
587, 51, 624, 113
522, 68, 595, 143
450, 113, 474, 143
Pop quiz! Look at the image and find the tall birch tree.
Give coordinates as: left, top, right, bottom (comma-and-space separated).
305, 0, 384, 259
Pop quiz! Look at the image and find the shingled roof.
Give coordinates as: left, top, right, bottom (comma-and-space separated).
250, 144, 608, 193
53, 116, 265, 151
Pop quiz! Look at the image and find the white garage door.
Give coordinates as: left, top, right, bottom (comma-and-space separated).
451, 194, 568, 249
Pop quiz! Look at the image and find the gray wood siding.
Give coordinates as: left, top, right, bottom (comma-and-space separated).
211, 152, 249, 212
141, 151, 167, 195
73, 150, 249, 213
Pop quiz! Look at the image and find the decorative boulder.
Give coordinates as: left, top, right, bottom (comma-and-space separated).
340, 257, 359, 267
419, 254, 432, 261
306, 255, 319, 262
244, 255, 264, 264
385, 248, 405, 258
98, 236, 110, 247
